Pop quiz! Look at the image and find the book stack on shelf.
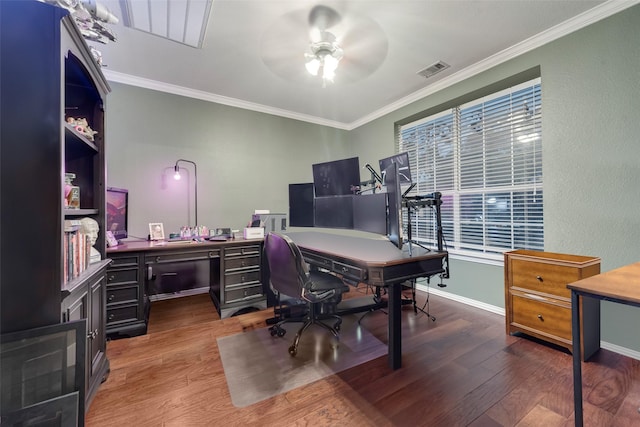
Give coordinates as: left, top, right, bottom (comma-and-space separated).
63, 219, 91, 284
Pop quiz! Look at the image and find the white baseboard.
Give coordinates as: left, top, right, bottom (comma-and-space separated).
415, 283, 640, 361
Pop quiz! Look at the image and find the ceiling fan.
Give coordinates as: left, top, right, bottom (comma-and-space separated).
260, 4, 388, 88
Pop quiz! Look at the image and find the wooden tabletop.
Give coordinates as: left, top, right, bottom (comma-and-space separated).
567, 261, 640, 305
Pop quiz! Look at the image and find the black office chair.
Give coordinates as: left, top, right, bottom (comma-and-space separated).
264, 232, 349, 356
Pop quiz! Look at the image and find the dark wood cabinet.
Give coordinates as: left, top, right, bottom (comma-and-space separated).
105, 252, 150, 337
62, 261, 110, 408
214, 243, 266, 318
0, 0, 110, 420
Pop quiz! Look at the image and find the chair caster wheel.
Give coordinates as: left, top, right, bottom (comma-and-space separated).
269, 327, 277, 336
277, 329, 286, 337
288, 345, 297, 357
335, 323, 341, 331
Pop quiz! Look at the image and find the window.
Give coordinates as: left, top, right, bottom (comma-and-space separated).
397, 79, 543, 260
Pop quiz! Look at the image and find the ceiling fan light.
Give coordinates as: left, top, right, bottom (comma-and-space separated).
305, 57, 321, 76
324, 54, 339, 74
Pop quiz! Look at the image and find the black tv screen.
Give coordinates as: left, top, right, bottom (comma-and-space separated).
379, 152, 412, 185
106, 187, 128, 241
312, 157, 360, 197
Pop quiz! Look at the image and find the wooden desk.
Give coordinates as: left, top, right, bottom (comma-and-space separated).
286, 231, 449, 370
106, 238, 265, 337
567, 262, 640, 426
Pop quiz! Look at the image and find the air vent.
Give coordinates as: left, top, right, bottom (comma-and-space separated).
417, 61, 450, 79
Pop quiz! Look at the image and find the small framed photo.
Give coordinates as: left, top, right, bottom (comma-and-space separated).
149, 223, 165, 241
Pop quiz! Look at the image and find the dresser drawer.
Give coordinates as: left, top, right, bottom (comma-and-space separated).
106, 285, 138, 305
510, 259, 581, 299
107, 304, 139, 324
225, 269, 261, 286
106, 268, 138, 285
225, 283, 264, 303
511, 294, 571, 342
225, 254, 260, 270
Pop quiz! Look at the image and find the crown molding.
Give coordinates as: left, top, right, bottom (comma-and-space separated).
102, 70, 352, 130
350, 0, 640, 130
104, 0, 638, 131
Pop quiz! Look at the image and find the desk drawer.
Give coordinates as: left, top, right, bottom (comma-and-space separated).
225, 283, 263, 303
147, 250, 217, 264
511, 294, 571, 342
107, 268, 138, 285
225, 245, 261, 257
107, 304, 138, 324
109, 255, 139, 268
303, 252, 332, 269
225, 269, 261, 286
225, 254, 260, 270
333, 261, 365, 281
106, 286, 138, 305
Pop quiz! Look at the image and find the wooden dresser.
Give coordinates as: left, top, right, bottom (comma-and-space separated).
504, 250, 601, 361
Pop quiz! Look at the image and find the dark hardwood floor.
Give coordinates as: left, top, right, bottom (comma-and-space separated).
86, 288, 640, 426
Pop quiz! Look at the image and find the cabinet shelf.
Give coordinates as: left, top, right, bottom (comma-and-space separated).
62, 259, 111, 296
65, 123, 99, 155
65, 208, 99, 217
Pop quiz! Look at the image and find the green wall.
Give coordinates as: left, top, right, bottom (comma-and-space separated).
348, 5, 640, 352
107, 5, 640, 353
106, 84, 350, 238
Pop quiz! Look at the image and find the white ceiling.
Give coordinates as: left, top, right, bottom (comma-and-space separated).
96, 0, 632, 130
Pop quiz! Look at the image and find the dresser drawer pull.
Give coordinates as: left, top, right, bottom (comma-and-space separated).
108, 294, 115, 302
537, 314, 544, 321
536, 275, 543, 282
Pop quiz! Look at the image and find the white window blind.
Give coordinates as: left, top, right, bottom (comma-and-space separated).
397, 79, 543, 259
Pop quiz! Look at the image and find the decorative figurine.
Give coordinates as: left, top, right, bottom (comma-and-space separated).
80, 217, 101, 264
66, 117, 98, 141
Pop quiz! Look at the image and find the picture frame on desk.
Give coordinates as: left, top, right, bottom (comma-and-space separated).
149, 223, 165, 241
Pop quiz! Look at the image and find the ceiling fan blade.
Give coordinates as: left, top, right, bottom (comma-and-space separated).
308, 5, 341, 31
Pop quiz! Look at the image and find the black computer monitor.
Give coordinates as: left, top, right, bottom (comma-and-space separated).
312, 157, 360, 197
314, 195, 354, 229
352, 193, 387, 235
379, 152, 412, 185
383, 162, 403, 249
288, 183, 315, 227
106, 187, 128, 242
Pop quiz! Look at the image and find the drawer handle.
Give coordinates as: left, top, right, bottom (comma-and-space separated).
536, 275, 543, 282
108, 294, 115, 301
108, 313, 115, 320
108, 275, 115, 282
537, 314, 544, 321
